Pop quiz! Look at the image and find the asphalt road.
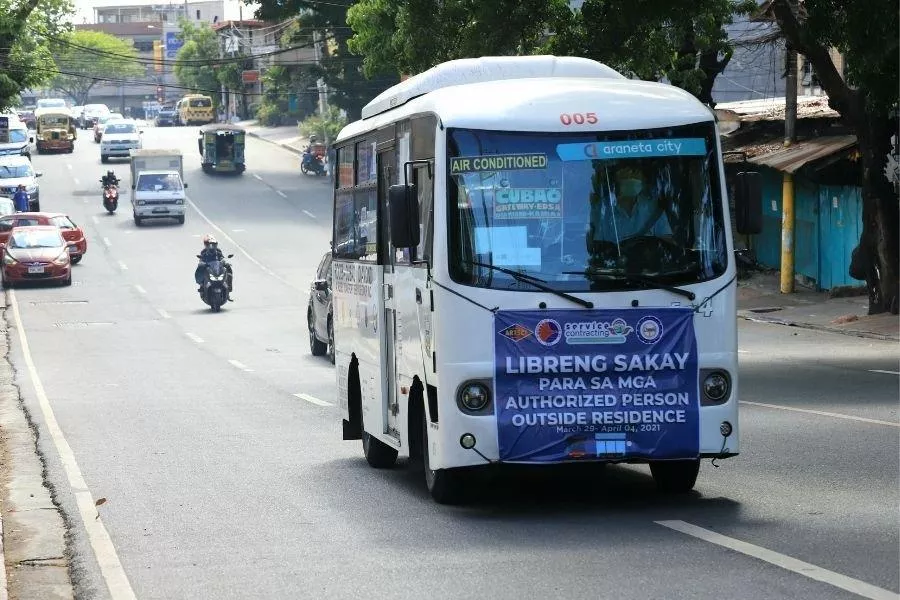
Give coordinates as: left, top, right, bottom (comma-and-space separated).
5, 126, 898, 600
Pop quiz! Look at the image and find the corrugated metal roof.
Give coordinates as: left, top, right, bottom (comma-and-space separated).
724, 135, 857, 173
715, 95, 840, 122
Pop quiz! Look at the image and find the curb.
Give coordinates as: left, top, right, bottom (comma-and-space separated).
0, 511, 7, 600
245, 130, 304, 156
737, 312, 898, 342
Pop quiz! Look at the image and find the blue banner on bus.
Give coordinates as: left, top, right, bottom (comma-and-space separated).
493, 308, 700, 463
555, 138, 707, 162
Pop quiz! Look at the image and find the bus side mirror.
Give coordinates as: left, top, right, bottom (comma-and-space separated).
734, 171, 763, 235
388, 184, 420, 249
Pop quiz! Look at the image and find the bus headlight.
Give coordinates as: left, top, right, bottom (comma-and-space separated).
702, 371, 731, 404
458, 381, 491, 412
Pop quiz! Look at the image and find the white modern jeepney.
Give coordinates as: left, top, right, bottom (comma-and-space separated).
329, 55, 763, 504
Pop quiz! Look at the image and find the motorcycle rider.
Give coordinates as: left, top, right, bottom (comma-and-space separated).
100, 170, 119, 188
195, 234, 234, 300
12, 184, 29, 212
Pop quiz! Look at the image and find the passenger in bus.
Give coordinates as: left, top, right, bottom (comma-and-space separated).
588, 164, 671, 244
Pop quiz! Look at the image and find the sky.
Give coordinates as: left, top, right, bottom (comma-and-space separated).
69, 0, 260, 24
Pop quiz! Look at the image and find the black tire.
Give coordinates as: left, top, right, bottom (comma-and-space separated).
133, 213, 142, 226
62, 272, 72, 286
362, 430, 398, 468
71, 255, 82, 265
176, 215, 185, 225
422, 413, 469, 504
649, 460, 700, 493
308, 309, 326, 356
101, 155, 108, 163
327, 317, 335, 364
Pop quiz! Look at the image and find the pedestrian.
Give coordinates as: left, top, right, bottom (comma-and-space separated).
12, 184, 29, 212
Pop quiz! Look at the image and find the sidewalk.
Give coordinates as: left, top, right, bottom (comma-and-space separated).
737, 271, 899, 341
236, 120, 308, 155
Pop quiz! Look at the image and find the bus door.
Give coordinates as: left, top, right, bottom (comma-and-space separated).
377, 147, 402, 442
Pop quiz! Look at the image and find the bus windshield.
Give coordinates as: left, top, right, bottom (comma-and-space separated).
447, 123, 728, 293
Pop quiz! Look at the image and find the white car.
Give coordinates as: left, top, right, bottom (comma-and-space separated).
0, 156, 42, 211
100, 120, 143, 163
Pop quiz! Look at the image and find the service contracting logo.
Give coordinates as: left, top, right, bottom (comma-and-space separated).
535, 319, 563, 346
563, 318, 634, 345
637, 315, 664, 344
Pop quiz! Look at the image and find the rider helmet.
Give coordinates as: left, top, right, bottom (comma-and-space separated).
202, 234, 217, 248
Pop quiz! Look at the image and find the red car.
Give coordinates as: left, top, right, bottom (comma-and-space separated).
0, 225, 73, 287
0, 212, 87, 264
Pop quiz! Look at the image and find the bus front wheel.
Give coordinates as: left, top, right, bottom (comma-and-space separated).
649, 459, 700, 493
362, 430, 397, 469
422, 415, 470, 505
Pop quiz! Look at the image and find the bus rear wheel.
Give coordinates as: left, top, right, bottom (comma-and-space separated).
362, 430, 397, 469
649, 459, 700, 493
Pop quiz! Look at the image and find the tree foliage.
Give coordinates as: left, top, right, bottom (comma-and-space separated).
51, 30, 144, 105
0, 0, 73, 110
767, 0, 899, 313
252, 0, 398, 120
173, 19, 220, 101
346, 0, 571, 78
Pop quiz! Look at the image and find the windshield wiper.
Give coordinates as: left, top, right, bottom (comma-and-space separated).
565, 268, 696, 301
468, 260, 594, 308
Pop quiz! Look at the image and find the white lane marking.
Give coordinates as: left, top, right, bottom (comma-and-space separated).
185, 196, 299, 291
155, 307, 171, 319
232, 229, 245, 233
869, 369, 900, 375
293, 393, 333, 407
102, 237, 112, 248
228, 359, 253, 372
738, 349, 750, 354
302, 210, 316, 220
123, 231, 132, 235
276, 190, 287, 198
92, 216, 100, 224
8, 290, 137, 599
66, 163, 73, 170
740, 401, 899, 427
656, 520, 898, 600
117, 261, 128, 271
185, 332, 204, 344
252, 173, 263, 181
133, 284, 146, 295
73, 177, 80, 186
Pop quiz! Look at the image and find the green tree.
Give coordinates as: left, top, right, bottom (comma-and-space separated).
548, 0, 757, 106
767, 0, 899, 314
0, 0, 73, 110
51, 30, 144, 105
252, 1, 398, 120
297, 105, 346, 143
173, 19, 221, 102
346, 0, 571, 78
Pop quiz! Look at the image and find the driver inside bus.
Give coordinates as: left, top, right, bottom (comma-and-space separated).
588, 163, 672, 244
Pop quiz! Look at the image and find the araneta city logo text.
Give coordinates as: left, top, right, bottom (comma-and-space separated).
564, 318, 634, 345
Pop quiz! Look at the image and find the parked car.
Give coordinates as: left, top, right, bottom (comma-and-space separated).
0, 156, 41, 210
155, 106, 177, 127
307, 250, 334, 363
94, 113, 124, 143
0, 225, 74, 287
0, 212, 87, 264
100, 119, 142, 163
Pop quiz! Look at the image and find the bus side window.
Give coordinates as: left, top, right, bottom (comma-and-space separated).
415, 164, 434, 264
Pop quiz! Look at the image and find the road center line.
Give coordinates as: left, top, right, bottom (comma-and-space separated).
252, 173, 263, 181
133, 284, 146, 295
66, 163, 73, 170
869, 369, 900, 375
293, 393, 333, 407
740, 401, 898, 427
302, 210, 316, 220
655, 520, 897, 600
73, 177, 80, 186
276, 190, 287, 198
7, 289, 137, 599
155, 307, 171, 319
91, 216, 100, 224
102, 237, 112, 248
117, 261, 128, 271
185, 196, 300, 291
228, 359, 253, 372
185, 332, 204, 344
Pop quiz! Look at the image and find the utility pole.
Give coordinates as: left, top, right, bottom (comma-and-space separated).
780, 40, 799, 294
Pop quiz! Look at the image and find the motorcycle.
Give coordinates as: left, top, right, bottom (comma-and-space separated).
102, 183, 119, 214
197, 255, 233, 312
300, 151, 326, 176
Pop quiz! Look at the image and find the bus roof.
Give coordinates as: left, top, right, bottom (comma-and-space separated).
338, 60, 714, 143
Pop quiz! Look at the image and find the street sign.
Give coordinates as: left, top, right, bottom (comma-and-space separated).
242, 70, 260, 83
165, 31, 184, 59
